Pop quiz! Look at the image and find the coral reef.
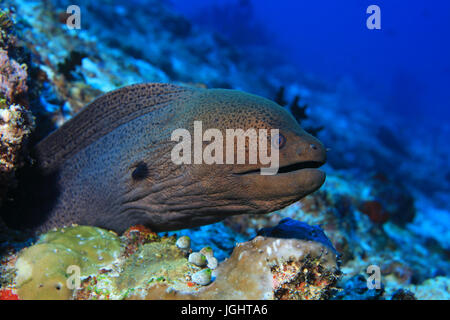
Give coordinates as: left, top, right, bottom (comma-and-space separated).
0, 102, 34, 196
0, 49, 28, 102
0, 10, 34, 207
1, 224, 213, 299
14, 225, 121, 300
1, 221, 340, 300
122, 222, 340, 300
113, 236, 197, 296
165, 222, 248, 261
404, 276, 450, 300
137, 234, 340, 300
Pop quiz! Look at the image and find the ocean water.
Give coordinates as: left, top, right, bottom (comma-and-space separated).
172, 0, 450, 125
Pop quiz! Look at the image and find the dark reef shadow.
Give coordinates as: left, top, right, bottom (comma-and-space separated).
0, 153, 60, 233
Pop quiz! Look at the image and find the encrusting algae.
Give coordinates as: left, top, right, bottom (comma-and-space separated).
14, 225, 121, 300
2, 219, 340, 300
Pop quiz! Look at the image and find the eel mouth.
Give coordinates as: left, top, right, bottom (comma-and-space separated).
233, 160, 325, 176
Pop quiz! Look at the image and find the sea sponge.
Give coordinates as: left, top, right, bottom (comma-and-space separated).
14, 226, 121, 300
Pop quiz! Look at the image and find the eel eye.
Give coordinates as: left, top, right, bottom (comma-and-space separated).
273, 133, 286, 149
132, 162, 149, 180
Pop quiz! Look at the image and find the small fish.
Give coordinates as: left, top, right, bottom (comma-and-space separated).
4, 83, 326, 234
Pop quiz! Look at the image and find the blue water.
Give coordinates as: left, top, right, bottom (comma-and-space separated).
172, 0, 450, 126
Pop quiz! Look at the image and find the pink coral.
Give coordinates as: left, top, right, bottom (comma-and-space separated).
0, 49, 33, 206
0, 49, 28, 103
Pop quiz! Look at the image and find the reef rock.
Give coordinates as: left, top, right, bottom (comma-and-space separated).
138, 225, 340, 300
196, 236, 340, 300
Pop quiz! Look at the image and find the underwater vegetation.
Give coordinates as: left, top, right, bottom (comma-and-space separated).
0, 0, 448, 300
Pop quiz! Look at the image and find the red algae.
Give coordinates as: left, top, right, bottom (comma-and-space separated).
0, 288, 19, 300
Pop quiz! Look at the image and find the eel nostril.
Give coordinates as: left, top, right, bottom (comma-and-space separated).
310, 143, 318, 150
132, 162, 149, 180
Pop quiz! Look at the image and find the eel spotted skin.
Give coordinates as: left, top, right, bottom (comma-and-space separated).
3, 83, 327, 234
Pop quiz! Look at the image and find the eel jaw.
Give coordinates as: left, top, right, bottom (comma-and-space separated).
230, 159, 326, 203
232, 160, 325, 176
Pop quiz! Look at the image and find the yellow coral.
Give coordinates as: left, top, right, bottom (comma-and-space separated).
15, 226, 122, 300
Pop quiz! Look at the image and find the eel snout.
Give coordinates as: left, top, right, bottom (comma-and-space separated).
234, 132, 327, 176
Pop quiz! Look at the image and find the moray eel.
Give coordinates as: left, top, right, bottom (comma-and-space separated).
4, 83, 326, 234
